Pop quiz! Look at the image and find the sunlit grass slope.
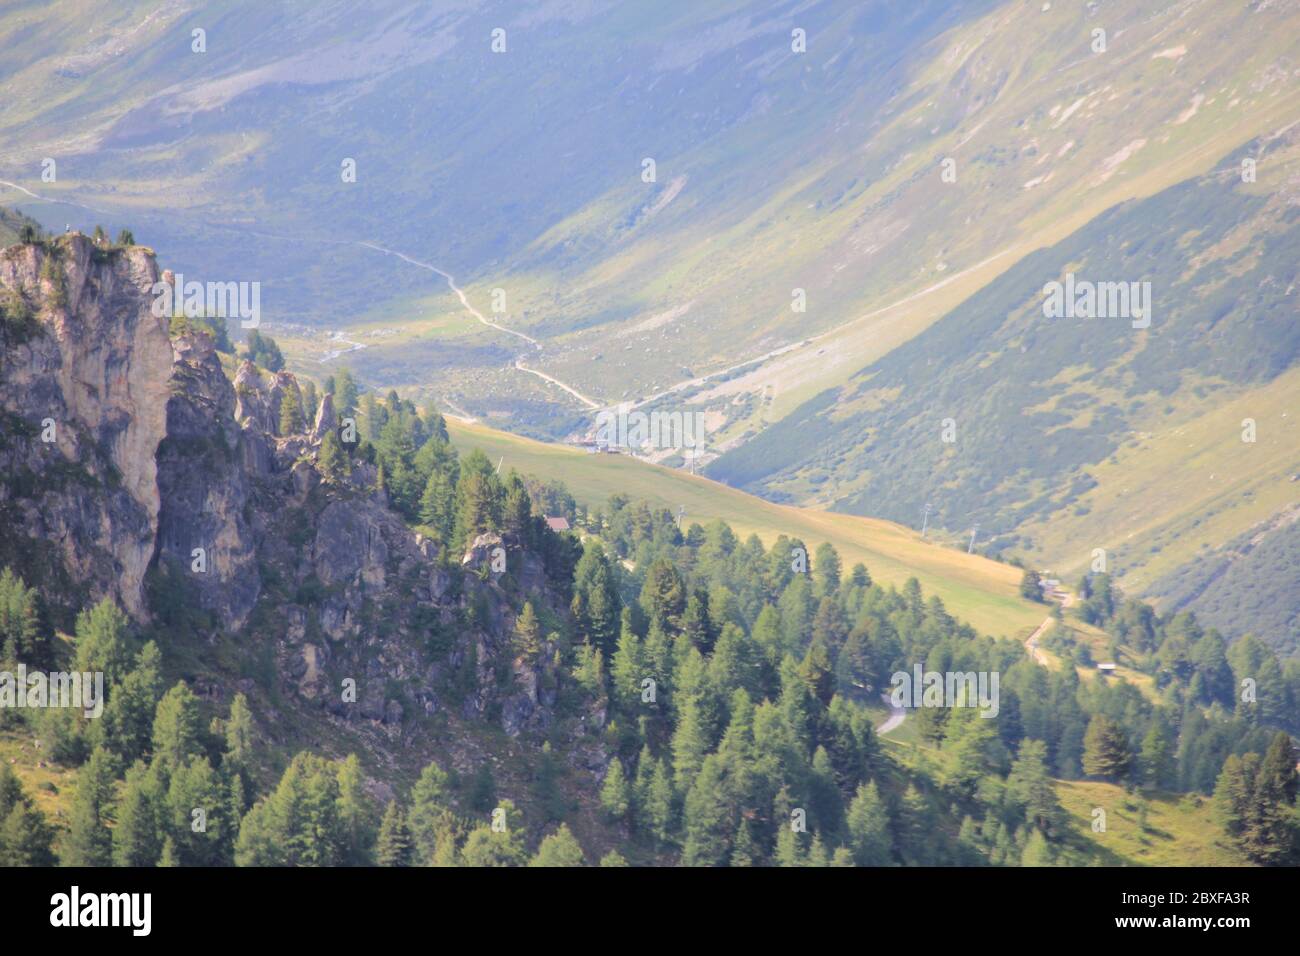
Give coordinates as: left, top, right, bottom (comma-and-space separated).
448, 418, 1042, 639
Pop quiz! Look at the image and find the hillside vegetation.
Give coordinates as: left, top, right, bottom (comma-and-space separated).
447, 417, 1044, 639
707, 134, 1300, 651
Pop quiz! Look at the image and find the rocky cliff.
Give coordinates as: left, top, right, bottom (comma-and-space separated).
0, 232, 573, 742
0, 234, 171, 620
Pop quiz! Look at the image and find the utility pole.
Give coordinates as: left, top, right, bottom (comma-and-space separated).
676, 505, 686, 528
921, 503, 932, 538
968, 522, 980, 554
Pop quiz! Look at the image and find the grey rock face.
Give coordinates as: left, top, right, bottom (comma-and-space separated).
1, 234, 572, 739
310, 392, 336, 442
155, 330, 261, 630
0, 235, 171, 620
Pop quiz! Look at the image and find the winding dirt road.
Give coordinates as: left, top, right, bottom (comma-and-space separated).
876, 694, 906, 735
1024, 590, 1073, 666
356, 240, 540, 348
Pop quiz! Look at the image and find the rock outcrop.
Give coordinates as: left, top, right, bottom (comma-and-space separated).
0, 235, 171, 620
0, 232, 574, 740
155, 330, 261, 630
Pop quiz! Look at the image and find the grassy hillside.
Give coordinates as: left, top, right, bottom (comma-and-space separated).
706, 132, 1300, 652
1018, 365, 1300, 594
0, 206, 42, 246
1054, 781, 1247, 867
880, 735, 1248, 867
447, 417, 1043, 639
454, 0, 1300, 431
1147, 510, 1300, 658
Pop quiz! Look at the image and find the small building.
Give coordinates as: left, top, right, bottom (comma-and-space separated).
1096, 662, 1118, 675
544, 516, 570, 533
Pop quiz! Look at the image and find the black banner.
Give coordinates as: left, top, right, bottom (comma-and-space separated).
6, 865, 1287, 942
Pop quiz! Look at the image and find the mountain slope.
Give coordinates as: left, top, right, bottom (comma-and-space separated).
706, 132, 1300, 649
1148, 508, 1300, 657
446, 416, 1044, 639
4, 0, 1298, 440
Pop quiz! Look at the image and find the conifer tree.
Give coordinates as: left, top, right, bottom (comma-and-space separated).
640, 558, 686, 634
0, 799, 56, 866
814, 542, 841, 595
1020, 827, 1054, 867
234, 752, 345, 867
1082, 714, 1132, 783
408, 759, 453, 864
846, 781, 891, 866
600, 758, 631, 821
335, 368, 358, 416
166, 756, 230, 866
1138, 720, 1175, 790
337, 754, 375, 865
0, 567, 48, 666
112, 761, 163, 867
512, 602, 544, 665
774, 821, 803, 867
64, 746, 115, 866
376, 800, 413, 867
645, 758, 676, 845
452, 466, 503, 550
1007, 739, 1064, 838
460, 801, 526, 867
529, 824, 585, 867
278, 387, 304, 436
418, 467, 456, 540
682, 756, 731, 866
318, 429, 349, 482
0, 765, 55, 866
300, 379, 318, 424
502, 473, 533, 543
158, 836, 178, 867
671, 699, 709, 792
224, 693, 254, 773
73, 598, 135, 689
730, 820, 757, 867
152, 682, 206, 770
99, 640, 163, 762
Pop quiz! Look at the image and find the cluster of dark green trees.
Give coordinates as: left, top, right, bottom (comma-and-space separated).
243, 330, 284, 372
1215, 733, 1298, 865
1077, 573, 1300, 733
344, 760, 618, 867
0, 568, 58, 864
0, 581, 411, 867
1, 451, 1295, 865
0, 593, 249, 865
0, 568, 53, 669
545, 500, 1071, 864
548, 497, 1296, 864
317, 387, 572, 566
88, 224, 134, 248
